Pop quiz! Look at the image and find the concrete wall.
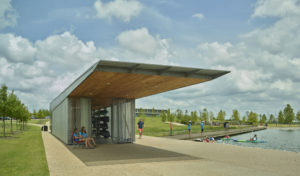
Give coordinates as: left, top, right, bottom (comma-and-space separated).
52, 98, 69, 144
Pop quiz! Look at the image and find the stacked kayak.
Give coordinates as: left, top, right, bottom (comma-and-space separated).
233, 139, 266, 143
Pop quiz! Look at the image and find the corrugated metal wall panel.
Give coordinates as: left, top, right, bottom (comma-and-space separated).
111, 98, 135, 143
52, 98, 69, 144
80, 98, 92, 137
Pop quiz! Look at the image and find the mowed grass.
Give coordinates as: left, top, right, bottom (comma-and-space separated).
0, 120, 22, 137
267, 123, 300, 128
28, 119, 49, 125
0, 125, 49, 176
135, 117, 246, 137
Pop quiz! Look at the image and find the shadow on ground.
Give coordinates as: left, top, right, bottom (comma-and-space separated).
66, 143, 199, 166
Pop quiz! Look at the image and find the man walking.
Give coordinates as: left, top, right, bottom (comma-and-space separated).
137, 119, 144, 139
201, 121, 204, 134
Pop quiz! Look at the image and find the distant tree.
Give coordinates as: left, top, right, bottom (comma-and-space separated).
209, 111, 214, 122
7, 91, 18, 134
182, 110, 190, 124
231, 109, 240, 122
166, 109, 172, 122
175, 109, 183, 123
296, 111, 300, 122
138, 108, 145, 118
152, 107, 155, 117
161, 111, 166, 122
169, 113, 175, 122
242, 116, 246, 124
200, 108, 208, 122
283, 104, 295, 124
190, 111, 198, 124
0, 85, 8, 136
268, 114, 275, 123
245, 111, 250, 119
278, 110, 284, 124
258, 114, 262, 122
217, 110, 226, 122
247, 111, 258, 124
260, 114, 267, 123
36, 109, 43, 119
32, 109, 37, 118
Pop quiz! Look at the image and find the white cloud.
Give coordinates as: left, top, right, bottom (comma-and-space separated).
271, 79, 293, 91
0, 32, 101, 110
94, 0, 142, 22
108, 27, 174, 65
117, 27, 158, 55
0, 0, 17, 30
35, 32, 99, 73
0, 33, 36, 64
192, 13, 204, 20
252, 0, 300, 18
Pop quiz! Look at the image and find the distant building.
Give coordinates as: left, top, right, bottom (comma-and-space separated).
136, 108, 167, 117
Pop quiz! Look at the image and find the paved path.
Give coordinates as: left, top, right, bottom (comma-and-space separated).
164, 126, 266, 140
41, 131, 300, 176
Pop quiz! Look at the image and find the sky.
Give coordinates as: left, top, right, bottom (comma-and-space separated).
0, 0, 300, 118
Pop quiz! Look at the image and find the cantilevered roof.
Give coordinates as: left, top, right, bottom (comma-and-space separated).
50, 60, 230, 111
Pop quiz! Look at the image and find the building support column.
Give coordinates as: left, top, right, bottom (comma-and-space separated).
80, 98, 92, 137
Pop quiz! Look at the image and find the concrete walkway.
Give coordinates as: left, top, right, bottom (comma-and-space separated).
41, 131, 300, 176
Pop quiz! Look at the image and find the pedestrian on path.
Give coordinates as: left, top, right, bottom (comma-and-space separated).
137, 119, 144, 139
201, 121, 204, 134
170, 122, 173, 136
188, 120, 192, 138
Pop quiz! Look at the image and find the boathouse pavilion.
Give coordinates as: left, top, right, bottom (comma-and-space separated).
50, 60, 229, 144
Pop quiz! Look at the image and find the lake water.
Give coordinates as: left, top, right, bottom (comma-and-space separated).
219, 128, 300, 153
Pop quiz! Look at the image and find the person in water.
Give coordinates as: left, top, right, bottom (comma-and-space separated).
209, 137, 216, 143
251, 134, 257, 141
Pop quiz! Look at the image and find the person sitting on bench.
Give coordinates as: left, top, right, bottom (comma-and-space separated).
73, 128, 93, 148
80, 126, 96, 147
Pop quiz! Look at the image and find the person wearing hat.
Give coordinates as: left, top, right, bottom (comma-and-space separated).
188, 120, 192, 138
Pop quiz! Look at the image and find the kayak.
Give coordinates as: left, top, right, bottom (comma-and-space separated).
194, 138, 203, 142
233, 139, 266, 143
222, 138, 232, 141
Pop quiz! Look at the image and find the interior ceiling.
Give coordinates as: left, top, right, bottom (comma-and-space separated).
69, 71, 208, 108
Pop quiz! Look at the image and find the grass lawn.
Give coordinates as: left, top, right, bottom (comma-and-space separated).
0, 125, 49, 176
135, 117, 247, 137
0, 120, 23, 137
28, 119, 49, 125
267, 123, 300, 128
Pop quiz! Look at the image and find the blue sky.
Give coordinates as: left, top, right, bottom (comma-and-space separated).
1, 0, 300, 119
7, 0, 257, 45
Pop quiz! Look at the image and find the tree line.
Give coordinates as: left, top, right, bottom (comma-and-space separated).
32, 109, 50, 119
159, 104, 300, 125
0, 85, 31, 136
